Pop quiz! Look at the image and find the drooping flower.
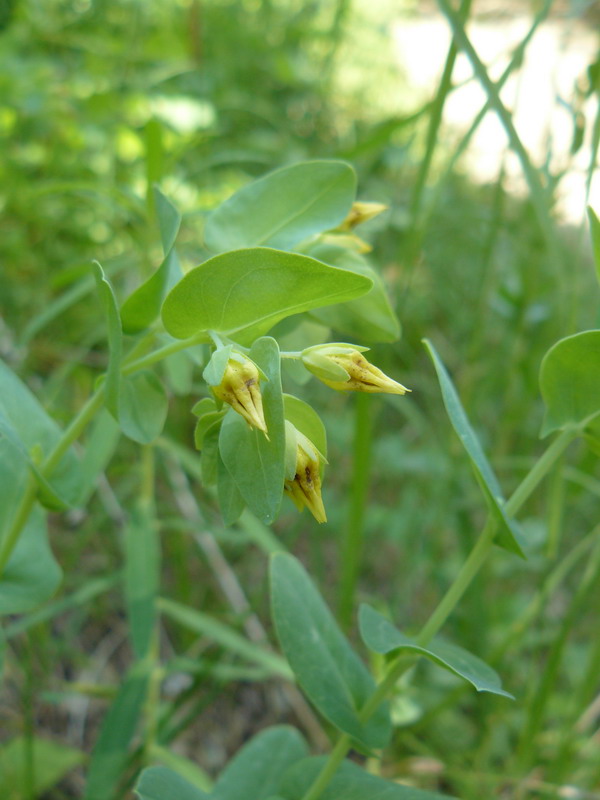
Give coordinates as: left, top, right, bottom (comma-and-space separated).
283, 422, 327, 524
301, 344, 410, 395
210, 355, 268, 435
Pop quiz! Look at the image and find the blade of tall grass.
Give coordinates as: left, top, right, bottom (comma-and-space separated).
436, 0, 568, 315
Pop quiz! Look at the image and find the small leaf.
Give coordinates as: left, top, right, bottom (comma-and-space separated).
121, 249, 183, 335
204, 160, 356, 253
217, 456, 246, 526
92, 261, 123, 418
540, 330, 600, 436
202, 345, 235, 386
359, 605, 513, 698
161, 248, 373, 343
218, 337, 285, 524
0, 507, 62, 615
281, 757, 454, 800
119, 371, 168, 444
423, 340, 524, 557
588, 206, 600, 284
270, 553, 391, 750
307, 244, 400, 343
135, 766, 209, 800
211, 726, 309, 800
282, 394, 327, 460
84, 661, 150, 800
154, 186, 182, 255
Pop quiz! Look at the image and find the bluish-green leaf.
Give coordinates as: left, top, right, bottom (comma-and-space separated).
423, 340, 524, 557
124, 507, 160, 659
281, 757, 454, 800
148, 745, 212, 794
93, 261, 122, 418
270, 553, 391, 750
161, 248, 372, 343
307, 243, 400, 343
136, 766, 209, 800
84, 660, 150, 800
121, 249, 183, 335
210, 726, 309, 800
218, 337, 285, 524
540, 330, 600, 436
588, 206, 600, 284
217, 456, 245, 526
154, 185, 182, 255
204, 160, 356, 253
359, 605, 513, 698
119, 371, 168, 444
0, 507, 62, 614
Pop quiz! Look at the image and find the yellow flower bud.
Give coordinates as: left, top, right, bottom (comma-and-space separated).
302, 345, 410, 395
284, 424, 327, 524
339, 201, 388, 231
211, 358, 268, 435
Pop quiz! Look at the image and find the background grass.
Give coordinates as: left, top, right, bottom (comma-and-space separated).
1, 0, 600, 798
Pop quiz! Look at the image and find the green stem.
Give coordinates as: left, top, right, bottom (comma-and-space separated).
0, 475, 38, 575
122, 330, 208, 375
299, 428, 576, 800
338, 393, 373, 629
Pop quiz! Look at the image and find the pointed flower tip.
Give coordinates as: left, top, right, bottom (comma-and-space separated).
302, 345, 410, 397
211, 356, 269, 434
284, 434, 327, 524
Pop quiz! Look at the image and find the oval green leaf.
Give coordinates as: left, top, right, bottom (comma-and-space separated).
281, 757, 454, 800
359, 605, 513, 699
218, 338, 285, 524
270, 553, 391, 750
136, 766, 209, 800
423, 339, 524, 558
211, 726, 309, 800
540, 330, 600, 436
161, 248, 372, 342
119, 371, 169, 444
204, 160, 356, 253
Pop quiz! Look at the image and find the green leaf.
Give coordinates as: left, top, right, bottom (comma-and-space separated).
121, 249, 183, 335
0, 737, 84, 800
0, 359, 83, 510
204, 160, 356, 253
540, 330, 600, 436
202, 345, 235, 386
359, 605, 513, 698
307, 244, 400, 343
124, 507, 160, 659
200, 421, 221, 486
119, 371, 168, 444
0, 507, 62, 614
148, 745, 212, 794
76, 410, 121, 505
136, 766, 209, 800
588, 206, 600, 284
281, 757, 454, 800
217, 456, 246, 526
158, 597, 292, 679
211, 726, 309, 800
270, 553, 391, 750
154, 185, 182, 255
218, 337, 285, 524
161, 248, 372, 343
423, 340, 524, 557
84, 660, 150, 800
282, 394, 327, 460
92, 261, 123, 418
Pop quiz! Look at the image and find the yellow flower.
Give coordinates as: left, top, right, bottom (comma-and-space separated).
301, 344, 410, 395
339, 201, 388, 230
283, 423, 327, 524
211, 357, 268, 435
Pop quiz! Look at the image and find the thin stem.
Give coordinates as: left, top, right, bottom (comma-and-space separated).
299, 428, 577, 800
122, 330, 208, 375
338, 393, 373, 629
0, 475, 38, 575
